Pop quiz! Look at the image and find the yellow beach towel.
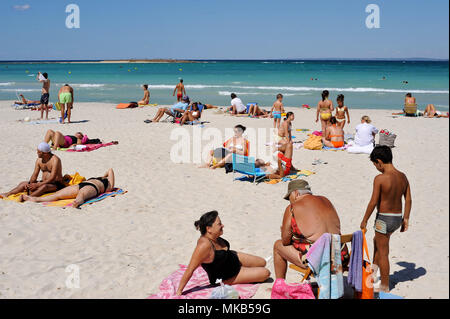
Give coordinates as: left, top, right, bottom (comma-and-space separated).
2, 173, 85, 202
303, 134, 323, 150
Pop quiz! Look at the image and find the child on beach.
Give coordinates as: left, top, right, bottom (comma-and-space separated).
271, 94, 285, 130
335, 94, 350, 129
360, 145, 412, 292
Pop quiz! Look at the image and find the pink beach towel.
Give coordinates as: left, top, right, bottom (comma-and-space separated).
271, 278, 315, 299
66, 142, 115, 152
147, 264, 259, 299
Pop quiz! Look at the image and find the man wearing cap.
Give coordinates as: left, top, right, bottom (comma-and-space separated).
0, 143, 64, 200
272, 180, 342, 279
147, 96, 190, 123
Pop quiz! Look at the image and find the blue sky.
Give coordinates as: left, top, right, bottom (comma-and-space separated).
0, 0, 448, 60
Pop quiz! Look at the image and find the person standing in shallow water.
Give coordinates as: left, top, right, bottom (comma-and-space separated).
173, 79, 186, 102
360, 145, 412, 293
176, 211, 270, 296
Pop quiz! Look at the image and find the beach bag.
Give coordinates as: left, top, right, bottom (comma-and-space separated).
378, 130, 397, 148
209, 279, 240, 299
355, 230, 374, 299
271, 278, 315, 299
303, 134, 323, 150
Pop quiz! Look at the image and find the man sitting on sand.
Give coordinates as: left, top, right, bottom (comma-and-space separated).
138, 84, 150, 105
0, 143, 64, 200
360, 146, 412, 292
147, 96, 190, 123
273, 180, 344, 279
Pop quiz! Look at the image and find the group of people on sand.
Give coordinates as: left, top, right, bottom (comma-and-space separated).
316, 90, 350, 132
178, 145, 411, 295
146, 95, 218, 125
17, 71, 75, 123
0, 142, 115, 208
399, 93, 449, 118
198, 120, 298, 181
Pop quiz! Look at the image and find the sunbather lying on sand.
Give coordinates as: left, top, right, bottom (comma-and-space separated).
424, 104, 449, 118
176, 210, 270, 296
14, 94, 40, 105
20, 168, 115, 208
248, 103, 270, 117
0, 143, 64, 199
45, 129, 86, 150
273, 180, 347, 279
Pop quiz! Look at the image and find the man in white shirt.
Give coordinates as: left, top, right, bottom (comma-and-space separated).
348, 115, 379, 154
229, 93, 247, 115
354, 116, 378, 146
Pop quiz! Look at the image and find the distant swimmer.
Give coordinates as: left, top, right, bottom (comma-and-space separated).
173, 79, 186, 102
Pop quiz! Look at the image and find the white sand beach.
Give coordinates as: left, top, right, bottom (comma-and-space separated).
0, 101, 448, 299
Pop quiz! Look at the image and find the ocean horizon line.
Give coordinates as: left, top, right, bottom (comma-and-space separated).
0, 58, 448, 63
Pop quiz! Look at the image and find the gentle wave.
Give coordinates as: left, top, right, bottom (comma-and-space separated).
0, 88, 40, 92
148, 84, 448, 94
218, 91, 310, 97
70, 83, 105, 88
0, 82, 14, 86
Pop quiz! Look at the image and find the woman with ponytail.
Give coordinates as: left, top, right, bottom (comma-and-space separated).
316, 90, 334, 133
176, 211, 270, 296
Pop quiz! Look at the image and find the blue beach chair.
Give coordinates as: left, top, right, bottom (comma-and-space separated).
232, 153, 266, 184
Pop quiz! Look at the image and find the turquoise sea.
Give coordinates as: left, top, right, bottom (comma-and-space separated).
0, 60, 448, 110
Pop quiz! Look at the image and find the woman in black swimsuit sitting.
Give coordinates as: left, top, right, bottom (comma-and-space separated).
176, 211, 270, 296
21, 168, 115, 208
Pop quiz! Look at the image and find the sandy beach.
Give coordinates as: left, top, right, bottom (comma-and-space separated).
0, 101, 448, 299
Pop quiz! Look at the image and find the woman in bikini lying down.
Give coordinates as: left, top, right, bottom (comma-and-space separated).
20, 168, 115, 208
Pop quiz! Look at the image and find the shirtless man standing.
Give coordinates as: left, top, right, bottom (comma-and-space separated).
58, 84, 74, 124
360, 145, 412, 292
37, 72, 51, 120
273, 180, 342, 278
173, 79, 186, 102
0, 143, 65, 200
138, 84, 150, 105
